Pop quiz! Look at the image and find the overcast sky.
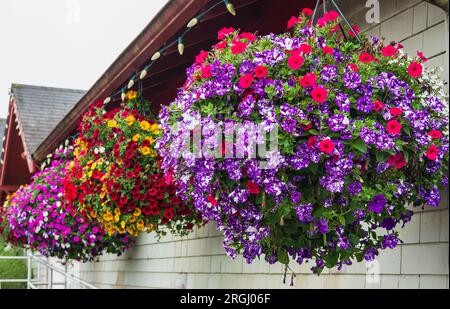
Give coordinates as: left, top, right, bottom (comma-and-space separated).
0, 0, 168, 118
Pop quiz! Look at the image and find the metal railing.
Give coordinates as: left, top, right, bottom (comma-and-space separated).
0, 253, 97, 289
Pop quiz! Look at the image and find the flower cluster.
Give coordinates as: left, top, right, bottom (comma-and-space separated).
65, 93, 202, 237
158, 10, 449, 272
2, 147, 130, 262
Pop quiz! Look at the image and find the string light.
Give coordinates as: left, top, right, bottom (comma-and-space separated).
224, 0, 236, 16
178, 37, 185, 55
101, 0, 240, 105
187, 16, 200, 28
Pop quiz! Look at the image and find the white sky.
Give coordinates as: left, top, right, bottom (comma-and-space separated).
0, 0, 168, 118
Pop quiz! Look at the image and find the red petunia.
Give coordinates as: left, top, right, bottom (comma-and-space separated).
201, 65, 212, 79
322, 46, 334, 55
348, 25, 360, 37
300, 73, 317, 88
287, 16, 302, 29
325, 10, 339, 21
319, 139, 335, 154
408, 61, 423, 78
417, 51, 428, 63
348, 63, 359, 72
428, 130, 443, 139
426, 145, 439, 160
387, 153, 407, 169
231, 40, 248, 55
195, 50, 209, 65
217, 27, 235, 40
359, 52, 373, 63
317, 17, 328, 27
287, 54, 304, 70
301, 123, 313, 131
254, 65, 268, 78
215, 41, 228, 50
246, 181, 260, 195
307, 136, 317, 148
311, 86, 328, 103
164, 208, 174, 220
239, 74, 254, 89
240, 32, 256, 42
373, 100, 385, 112
299, 43, 312, 54
381, 45, 397, 57
386, 119, 402, 135
389, 107, 403, 117
207, 195, 218, 206
302, 8, 313, 15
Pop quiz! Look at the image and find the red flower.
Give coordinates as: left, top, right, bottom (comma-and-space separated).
287, 54, 304, 70
408, 61, 423, 78
300, 73, 317, 88
373, 100, 385, 112
325, 10, 339, 21
348, 25, 360, 37
240, 32, 256, 42
387, 153, 407, 169
389, 107, 403, 117
301, 123, 313, 131
215, 40, 228, 50
231, 40, 248, 55
317, 17, 328, 27
207, 195, 218, 206
239, 74, 254, 89
287, 16, 302, 28
307, 136, 317, 148
246, 181, 260, 195
428, 130, 443, 139
195, 50, 209, 65
302, 8, 313, 15
311, 86, 328, 103
322, 46, 334, 55
319, 139, 335, 154
164, 208, 174, 220
217, 27, 235, 40
359, 52, 373, 63
299, 43, 312, 54
348, 63, 359, 72
426, 145, 439, 160
201, 65, 212, 79
417, 51, 428, 63
386, 120, 402, 135
381, 45, 397, 57
254, 65, 268, 78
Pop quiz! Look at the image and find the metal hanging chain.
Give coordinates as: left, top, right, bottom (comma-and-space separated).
311, 0, 362, 43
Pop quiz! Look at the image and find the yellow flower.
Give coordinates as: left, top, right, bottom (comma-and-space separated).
90, 211, 97, 219
127, 90, 138, 100
114, 214, 120, 222
149, 149, 157, 157
91, 162, 97, 170
88, 171, 93, 178
97, 158, 104, 165
132, 134, 140, 142
140, 146, 151, 156
150, 123, 159, 134
107, 120, 118, 128
140, 121, 151, 131
103, 212, 113, 222
121, 221, 126, 229
100, 191, 106, 199
136, 220, 145, 231
133, 208, 142, 217
144, 136, 154, 145
114, 208, 121, 215
74, 147, 80, 157
125, 114, 136, 126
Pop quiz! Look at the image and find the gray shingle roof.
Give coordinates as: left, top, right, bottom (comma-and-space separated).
11, 84, 85, 155
0, 118, 5, 147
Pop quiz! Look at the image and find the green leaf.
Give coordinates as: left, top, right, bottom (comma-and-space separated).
277, 249, 289, 265
351, 139, 368, 153
325, 252, 339, 268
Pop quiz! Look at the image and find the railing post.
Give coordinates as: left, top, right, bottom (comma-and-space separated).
27, 254, 32, 289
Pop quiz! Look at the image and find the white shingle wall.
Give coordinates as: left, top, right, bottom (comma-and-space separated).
67, 0, 449, 289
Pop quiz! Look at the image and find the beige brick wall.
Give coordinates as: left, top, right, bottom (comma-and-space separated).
67, 0, 449, 289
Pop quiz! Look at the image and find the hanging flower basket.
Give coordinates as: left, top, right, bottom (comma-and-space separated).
1, 147, 131, 262
158, 10, 449, 273
64, 93, 203, 238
